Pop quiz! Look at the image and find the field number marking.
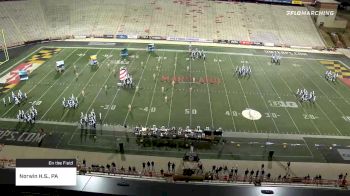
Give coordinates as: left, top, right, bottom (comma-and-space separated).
225, 110, 239, 117
303, 114, 319, 120
185, 109, 197, 115
143, 107, 156, 113
265, 113, 279, 118
268, 100, 298, 108
101, 105, 116, 110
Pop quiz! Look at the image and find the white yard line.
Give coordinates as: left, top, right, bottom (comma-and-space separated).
1, 48, 78, 117
102, 49, 140, 124
339, 60, 350, 70
0, 47, 43, 77
227, 55, 259, 133
145, 51, 165, 127
122, 54, 151, 126
84, 71, 112, 115
216, 55, 237, 132
248, 57, 280, 134
6, 45, 348, 136
67, 49, 115, 145
251, 78, 280, 134
60, 49, 113, 121
254, 58, 303, 135
272, 68, 323, 135
189, 52, 193, 127
51, 46, 350, 71
102, 89, 121, 123
202, 60, 214, 128
37, 49, 94, 120
291, 59, 343, 136
280, 60, 340, 135
302, 138, 315, 158
0, 117, 78, 126
167, 53, 178, 127
54, 48, 350, 77
306, 59, 350, 106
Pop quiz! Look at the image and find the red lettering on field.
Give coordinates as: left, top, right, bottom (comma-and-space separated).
177, 76, 184, 82
172, 76, 177, 82
161, 75, 220, 85
206, 77, 211, 84
161, 75, 169, 82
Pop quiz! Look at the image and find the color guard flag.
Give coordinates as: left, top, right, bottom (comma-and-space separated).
119, 67, 128, 81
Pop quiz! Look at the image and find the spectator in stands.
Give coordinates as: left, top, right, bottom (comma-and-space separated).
282, 175, 287, 182
147, 161, 150, 170
111, 162, 116, 174
73, 158, 350, 188
250, 169, 254, 177
172, 163, 175, 172
198, 163, 203, 171
314, 175, 318, 184
229, 169, 233, 181
244, 169, 249, 181
304, 174, 310, 183
278, 174, 282, 182
106, 164, 110, 174
266, 173, 271, 181
341, 173, 347, 187
339, 173, 344, 180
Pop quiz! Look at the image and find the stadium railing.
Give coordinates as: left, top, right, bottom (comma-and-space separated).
75, 164, 348, 189
0, 158, 347, 189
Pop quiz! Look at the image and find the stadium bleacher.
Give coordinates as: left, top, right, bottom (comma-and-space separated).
0, 0, 325, 47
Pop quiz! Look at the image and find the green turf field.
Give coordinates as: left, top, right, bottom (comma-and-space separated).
2, 46, 350, 135
1, 43, 350, 162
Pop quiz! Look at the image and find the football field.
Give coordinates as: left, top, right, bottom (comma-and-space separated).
1, 42, 350, 162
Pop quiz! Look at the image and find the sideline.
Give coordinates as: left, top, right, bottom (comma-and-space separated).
63, 38, 343, 55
